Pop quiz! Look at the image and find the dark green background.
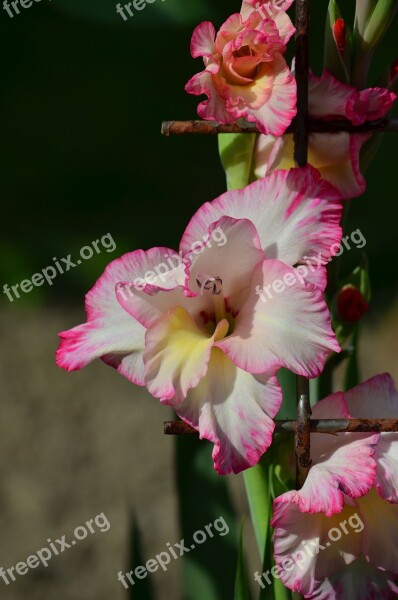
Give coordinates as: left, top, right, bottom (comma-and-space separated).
0, 0, 396, 307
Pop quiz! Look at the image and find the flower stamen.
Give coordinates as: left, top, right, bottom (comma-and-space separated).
196, 273, 227, 322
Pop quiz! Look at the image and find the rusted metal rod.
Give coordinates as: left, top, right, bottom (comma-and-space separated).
161, 117, 398, 136
296, 390, 312, 487
293, 0, 311, 491
164, 419, 398, 435
294, 0, 310, 166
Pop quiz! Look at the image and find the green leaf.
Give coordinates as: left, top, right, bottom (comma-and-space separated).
176, 434, 238, 600
243, 440, 294, 600
364, 0, 398, 48
324, 0, 351, 83
277, 369, 297, 418
354, 0, 377, 37
129, 514, 155, 600
218, 133, 257, 190
234, 520, 252, 600
243, 462, 270, 564
274, 578, 295, 600
344, 329, 360, 390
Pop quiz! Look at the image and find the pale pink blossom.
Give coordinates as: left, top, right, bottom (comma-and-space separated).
57, 166, 342, 475
254, 70, 396, 198
185, 11, 296, 135
272, 374, 398, 598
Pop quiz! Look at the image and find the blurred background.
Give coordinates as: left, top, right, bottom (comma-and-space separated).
0, 0, 397, 598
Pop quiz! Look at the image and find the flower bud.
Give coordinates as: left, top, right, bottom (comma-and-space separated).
333, 17, 347, 55
337, 285, 368, 322
324, 1, 350, 83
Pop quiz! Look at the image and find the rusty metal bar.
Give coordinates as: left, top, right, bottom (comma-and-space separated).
293, 0, 311, 489
161, 117, 398, 136
296, 389, 312, 487
164, 419, 398, 435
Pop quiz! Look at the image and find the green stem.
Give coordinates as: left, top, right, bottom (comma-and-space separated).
327, 201, 351, 298
351, 44, 373, 88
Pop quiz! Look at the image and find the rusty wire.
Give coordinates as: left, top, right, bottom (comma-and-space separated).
164, 419, 398, 435
161, 118, 398, 135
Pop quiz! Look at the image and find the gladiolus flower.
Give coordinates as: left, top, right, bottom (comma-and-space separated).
272, 374, 398, 598
254, 70, 396, 198
57, 166, 342, 475
185, 10, 296, 136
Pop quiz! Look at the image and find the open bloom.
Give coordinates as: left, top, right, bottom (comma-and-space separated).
254, 70, 396, 198
57, 166, 342, 475
185, 10, 296, 135
272, 374, 398, 598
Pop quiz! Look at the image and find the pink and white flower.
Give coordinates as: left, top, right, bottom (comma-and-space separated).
57, 166, 342, 475
185, 10, 296, 135
272, 374, 398, 598
254, 70, 396, 198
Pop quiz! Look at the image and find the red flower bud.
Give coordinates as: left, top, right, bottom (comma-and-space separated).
333, 18, 346, 56
337, 286, 368, 323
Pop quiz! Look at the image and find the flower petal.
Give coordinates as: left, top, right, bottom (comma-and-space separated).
358, 487, 398, 574
240, 54, 297, 135
345, 374, 398, 503
271, 9, 296, 45
308, 132, 369, 199
190, 21, 216, 58
184, 215, 264, 298
272, 500, 363, 596
303, 266, 328, 291
216, 259, 340, 377
280, 393, 379, 515
254, 128, 368, 200
143, 306, 229, 402
116, 280, 209, 330
176, 347, 282, 474
308, 70, 354, 118
185, 69, 234, 123
347, 87, 396, 125
57, 249, 180, 385
312, 556, 398, 600
180, 165, 343, 268
278, 432, 378, 515
241, 0, 295, 23
253, 133, 288, 177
